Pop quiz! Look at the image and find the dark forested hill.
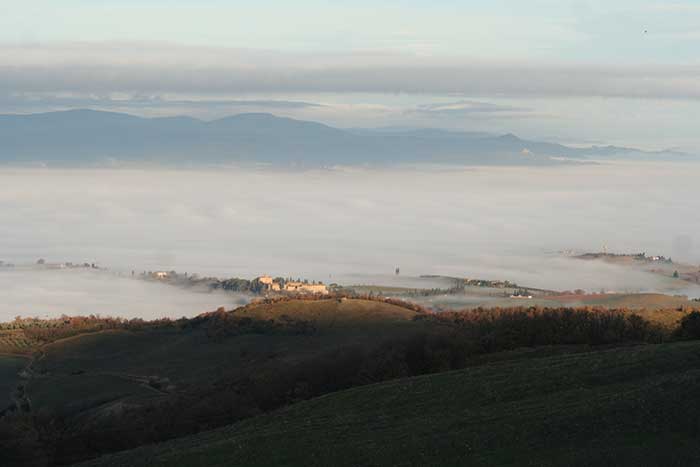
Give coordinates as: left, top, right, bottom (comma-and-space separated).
0, 109, 686, 166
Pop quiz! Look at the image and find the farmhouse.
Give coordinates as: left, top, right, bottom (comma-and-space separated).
258, 275, 282, 291
284, 281, 329, 294
256, 275, 328, 294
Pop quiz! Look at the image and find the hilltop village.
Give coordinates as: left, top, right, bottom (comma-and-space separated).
576, 251, 674, 264
576, 251, 700, 284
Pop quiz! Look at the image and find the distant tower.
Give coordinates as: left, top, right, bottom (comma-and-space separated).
603, 244, 608, 254
395, 267, 400, 276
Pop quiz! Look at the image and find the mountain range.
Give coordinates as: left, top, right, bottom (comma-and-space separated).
0, 109, 690, 166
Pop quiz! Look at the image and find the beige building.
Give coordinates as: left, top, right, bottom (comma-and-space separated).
257, 275, 328, 294
258, 275, 274, 285
284, 281, 329, 294
257, 275, 282, 291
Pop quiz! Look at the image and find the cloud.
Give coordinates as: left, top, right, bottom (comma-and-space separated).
2, 163, 700, 306
1, 42, 699, 100
410, 100, 532, 118
416, 100, 525, 113
0, 268, 251, 320
0, 93, 323, 115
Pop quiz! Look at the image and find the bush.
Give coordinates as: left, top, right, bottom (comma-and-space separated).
676, 311, 700, 340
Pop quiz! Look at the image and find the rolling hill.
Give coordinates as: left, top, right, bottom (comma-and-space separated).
2, 298, 698, 466
81, 340, 700, 467
0, 110, 686, 166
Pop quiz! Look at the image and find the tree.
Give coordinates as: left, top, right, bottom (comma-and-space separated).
677, 311, 700, 339
673, 270, 680, 279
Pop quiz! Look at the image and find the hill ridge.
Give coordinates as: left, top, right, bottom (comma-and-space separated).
0, 109, 687, 166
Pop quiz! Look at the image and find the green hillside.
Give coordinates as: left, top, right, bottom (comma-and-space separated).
83, 341, 700, 467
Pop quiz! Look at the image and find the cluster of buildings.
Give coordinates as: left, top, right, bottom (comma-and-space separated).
647, 255, 672, 263
257, 275, 329, 295
142, 271, 329, 295
579, 252, 673, 264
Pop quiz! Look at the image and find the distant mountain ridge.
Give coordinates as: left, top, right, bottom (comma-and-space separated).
0, 109, 690, 166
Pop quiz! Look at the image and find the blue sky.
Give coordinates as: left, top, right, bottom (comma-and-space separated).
4, 0, 699, 62
1, 1, 699, 150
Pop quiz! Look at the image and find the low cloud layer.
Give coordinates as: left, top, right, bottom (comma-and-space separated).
0, 268, 249, 321
411, 100, 531, 117
1, 43, 699, 100
2, 43, 699, 151
1, 164, 699, 308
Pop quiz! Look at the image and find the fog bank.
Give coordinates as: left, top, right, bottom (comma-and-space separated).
1, 162, 699, 317
0, 268, 248, 321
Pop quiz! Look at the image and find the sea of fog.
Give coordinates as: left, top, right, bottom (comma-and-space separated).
1, 162, 699, 319
0, 268, 250, 320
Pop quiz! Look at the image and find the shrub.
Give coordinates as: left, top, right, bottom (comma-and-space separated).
676, 311, 700, 340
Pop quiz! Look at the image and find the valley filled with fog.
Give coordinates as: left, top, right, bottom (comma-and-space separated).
0, 268, 249, 320
1, 161, 699, 319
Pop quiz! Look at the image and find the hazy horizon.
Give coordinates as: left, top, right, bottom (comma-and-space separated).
2, 1, 700, 152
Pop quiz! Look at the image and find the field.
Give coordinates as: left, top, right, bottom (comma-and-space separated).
82, 340, 700, 467
541, 292, 694, 310
239, 298, 419, 328
396, 289, 698, 313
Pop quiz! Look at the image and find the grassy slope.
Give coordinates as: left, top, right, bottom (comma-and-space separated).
0, 355, 27, 411
27, 300, 422, 416
583, 293, 693, 311
239, 298, 418, 330
83, 341, 700, 467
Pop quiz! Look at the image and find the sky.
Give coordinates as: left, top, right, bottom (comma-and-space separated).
1, 0, 699, 150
